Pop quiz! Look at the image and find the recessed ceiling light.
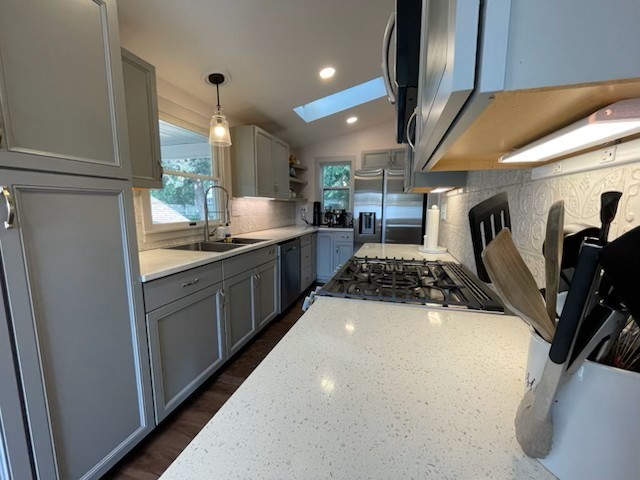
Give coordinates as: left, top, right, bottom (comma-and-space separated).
346, 116, 358, 124
319, 67, 336, 79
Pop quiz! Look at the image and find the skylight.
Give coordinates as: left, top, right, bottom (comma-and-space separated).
293, 77, 387, 123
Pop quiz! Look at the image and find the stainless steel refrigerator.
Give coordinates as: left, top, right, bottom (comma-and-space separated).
353, 169, 426, 249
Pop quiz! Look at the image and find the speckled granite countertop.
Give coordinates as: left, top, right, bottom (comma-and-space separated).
159, 297, 554, 480
138, 225, 318, 282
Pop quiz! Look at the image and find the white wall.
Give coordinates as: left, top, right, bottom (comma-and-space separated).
295, 119, 400, 203
439, 146, 638, 287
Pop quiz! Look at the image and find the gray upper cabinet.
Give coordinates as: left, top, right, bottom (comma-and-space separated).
414, 0, 640, 172
146, 284, 225, 423
0, 0, 132, 179
231, 125, 290, 199
122, 49, 163, 188
362, 149, 404, 169
273, 138, 290, 199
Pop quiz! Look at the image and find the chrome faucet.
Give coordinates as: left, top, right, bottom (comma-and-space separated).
204, 185, 230, 242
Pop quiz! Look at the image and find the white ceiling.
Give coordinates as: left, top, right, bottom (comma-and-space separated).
116, 0, 396, 149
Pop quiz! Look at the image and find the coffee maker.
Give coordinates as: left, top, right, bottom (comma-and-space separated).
312, 201, 322, 226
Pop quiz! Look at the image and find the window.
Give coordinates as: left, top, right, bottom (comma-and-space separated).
320, 162, 351, 210
143, 119, 225, 233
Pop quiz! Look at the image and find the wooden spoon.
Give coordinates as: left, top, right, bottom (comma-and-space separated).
482, 229, 556, 342
544, 201, 565, 323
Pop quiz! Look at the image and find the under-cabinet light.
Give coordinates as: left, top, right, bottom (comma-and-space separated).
500, 98, 640, 163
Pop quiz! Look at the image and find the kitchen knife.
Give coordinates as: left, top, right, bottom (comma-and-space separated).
598, 191, 623, 244
544, 201, 564, 324
482, 228, 556, 342
515, 239, 602, 458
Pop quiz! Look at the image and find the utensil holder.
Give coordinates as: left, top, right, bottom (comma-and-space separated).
525, 332, 640, 480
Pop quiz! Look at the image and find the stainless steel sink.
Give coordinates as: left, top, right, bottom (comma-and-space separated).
215, 237, 267, 245
169, 242, 244, 252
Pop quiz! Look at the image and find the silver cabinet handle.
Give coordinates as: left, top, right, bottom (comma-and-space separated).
381, 11, 396, 105
407, 109, 417, 151
1, 186, 15, 229
219, 289, 226, 309
181, 277, 199, 287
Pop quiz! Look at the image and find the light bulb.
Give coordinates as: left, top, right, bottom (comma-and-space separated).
214, 125, 226, 137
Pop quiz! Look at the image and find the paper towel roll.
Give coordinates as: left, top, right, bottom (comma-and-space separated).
426, 205, 439, 249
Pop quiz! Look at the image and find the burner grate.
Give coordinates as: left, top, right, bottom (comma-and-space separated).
319, 257, 504, 312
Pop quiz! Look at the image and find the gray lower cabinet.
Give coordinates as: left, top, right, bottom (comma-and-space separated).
316, 232, 334, 282
0, 0, 132, 179
0, 170, 153, 480
224, 268, 257, 356
316, 231, 354, 283
256, 260, 278, 329
146, 284, 225, 423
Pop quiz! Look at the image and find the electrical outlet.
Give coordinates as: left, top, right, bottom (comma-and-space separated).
440, 204, 447, 221
552, 162, 562, 175
599, 147, 616, 164
300, 207, 307, 221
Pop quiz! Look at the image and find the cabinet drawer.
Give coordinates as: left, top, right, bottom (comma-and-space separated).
300, 233, 313, 247
301, 265, 314, 291
334, 231, 354, 242
143, 262, 223, 312
301, 244, 312, 269
222, 245, 277, 279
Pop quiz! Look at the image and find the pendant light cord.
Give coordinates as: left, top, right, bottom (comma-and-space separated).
215, 83, 221, 109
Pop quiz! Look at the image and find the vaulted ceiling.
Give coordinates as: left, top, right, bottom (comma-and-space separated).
117, 0, 396, 149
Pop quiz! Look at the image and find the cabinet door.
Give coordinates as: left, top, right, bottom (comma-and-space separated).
316, 232, 334, 282
223, 269, 257, 356
0, 0, 131, 179
273, 138, 290, 199
122, 49, 162, 188
0, 286, 33, 480
256, 129, 275, 197
147, 284, 225, 423
415, 0, 480, 168
390, 148, 406, 169
362, 150, 391, 169
0, 170, 153, 480
311, 233, 317, 280
255, 261, 278, 329
334, 240, 354, 272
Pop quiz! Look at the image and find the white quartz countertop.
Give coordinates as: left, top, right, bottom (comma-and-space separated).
355, 242, 457, 262
159, 297, 554, 480
138, 225, 318, 282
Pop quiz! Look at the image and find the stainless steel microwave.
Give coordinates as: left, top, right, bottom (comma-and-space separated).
382, 0, 422, 144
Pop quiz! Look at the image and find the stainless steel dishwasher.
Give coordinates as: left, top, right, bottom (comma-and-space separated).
280, 238, 301, 311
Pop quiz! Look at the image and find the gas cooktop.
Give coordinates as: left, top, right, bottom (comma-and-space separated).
319, 257, 504, 312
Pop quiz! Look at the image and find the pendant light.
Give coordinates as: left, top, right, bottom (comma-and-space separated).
207, 73, 232, 147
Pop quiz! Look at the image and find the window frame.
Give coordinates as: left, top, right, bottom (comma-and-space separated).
317, 156, 354, 211
141, 105, 231, 241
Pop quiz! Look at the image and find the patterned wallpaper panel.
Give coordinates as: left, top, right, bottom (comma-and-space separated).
132, 191, 296, 251
440, 162, 635, 287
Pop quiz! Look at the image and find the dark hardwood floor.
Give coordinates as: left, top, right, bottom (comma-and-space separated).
106, 295, 308, 480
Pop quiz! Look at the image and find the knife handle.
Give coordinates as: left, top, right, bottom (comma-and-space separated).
549, 240, 601, 364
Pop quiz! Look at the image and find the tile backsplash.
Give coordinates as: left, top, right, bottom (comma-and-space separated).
440, 162, 637, 286
133, 191, 296, 251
